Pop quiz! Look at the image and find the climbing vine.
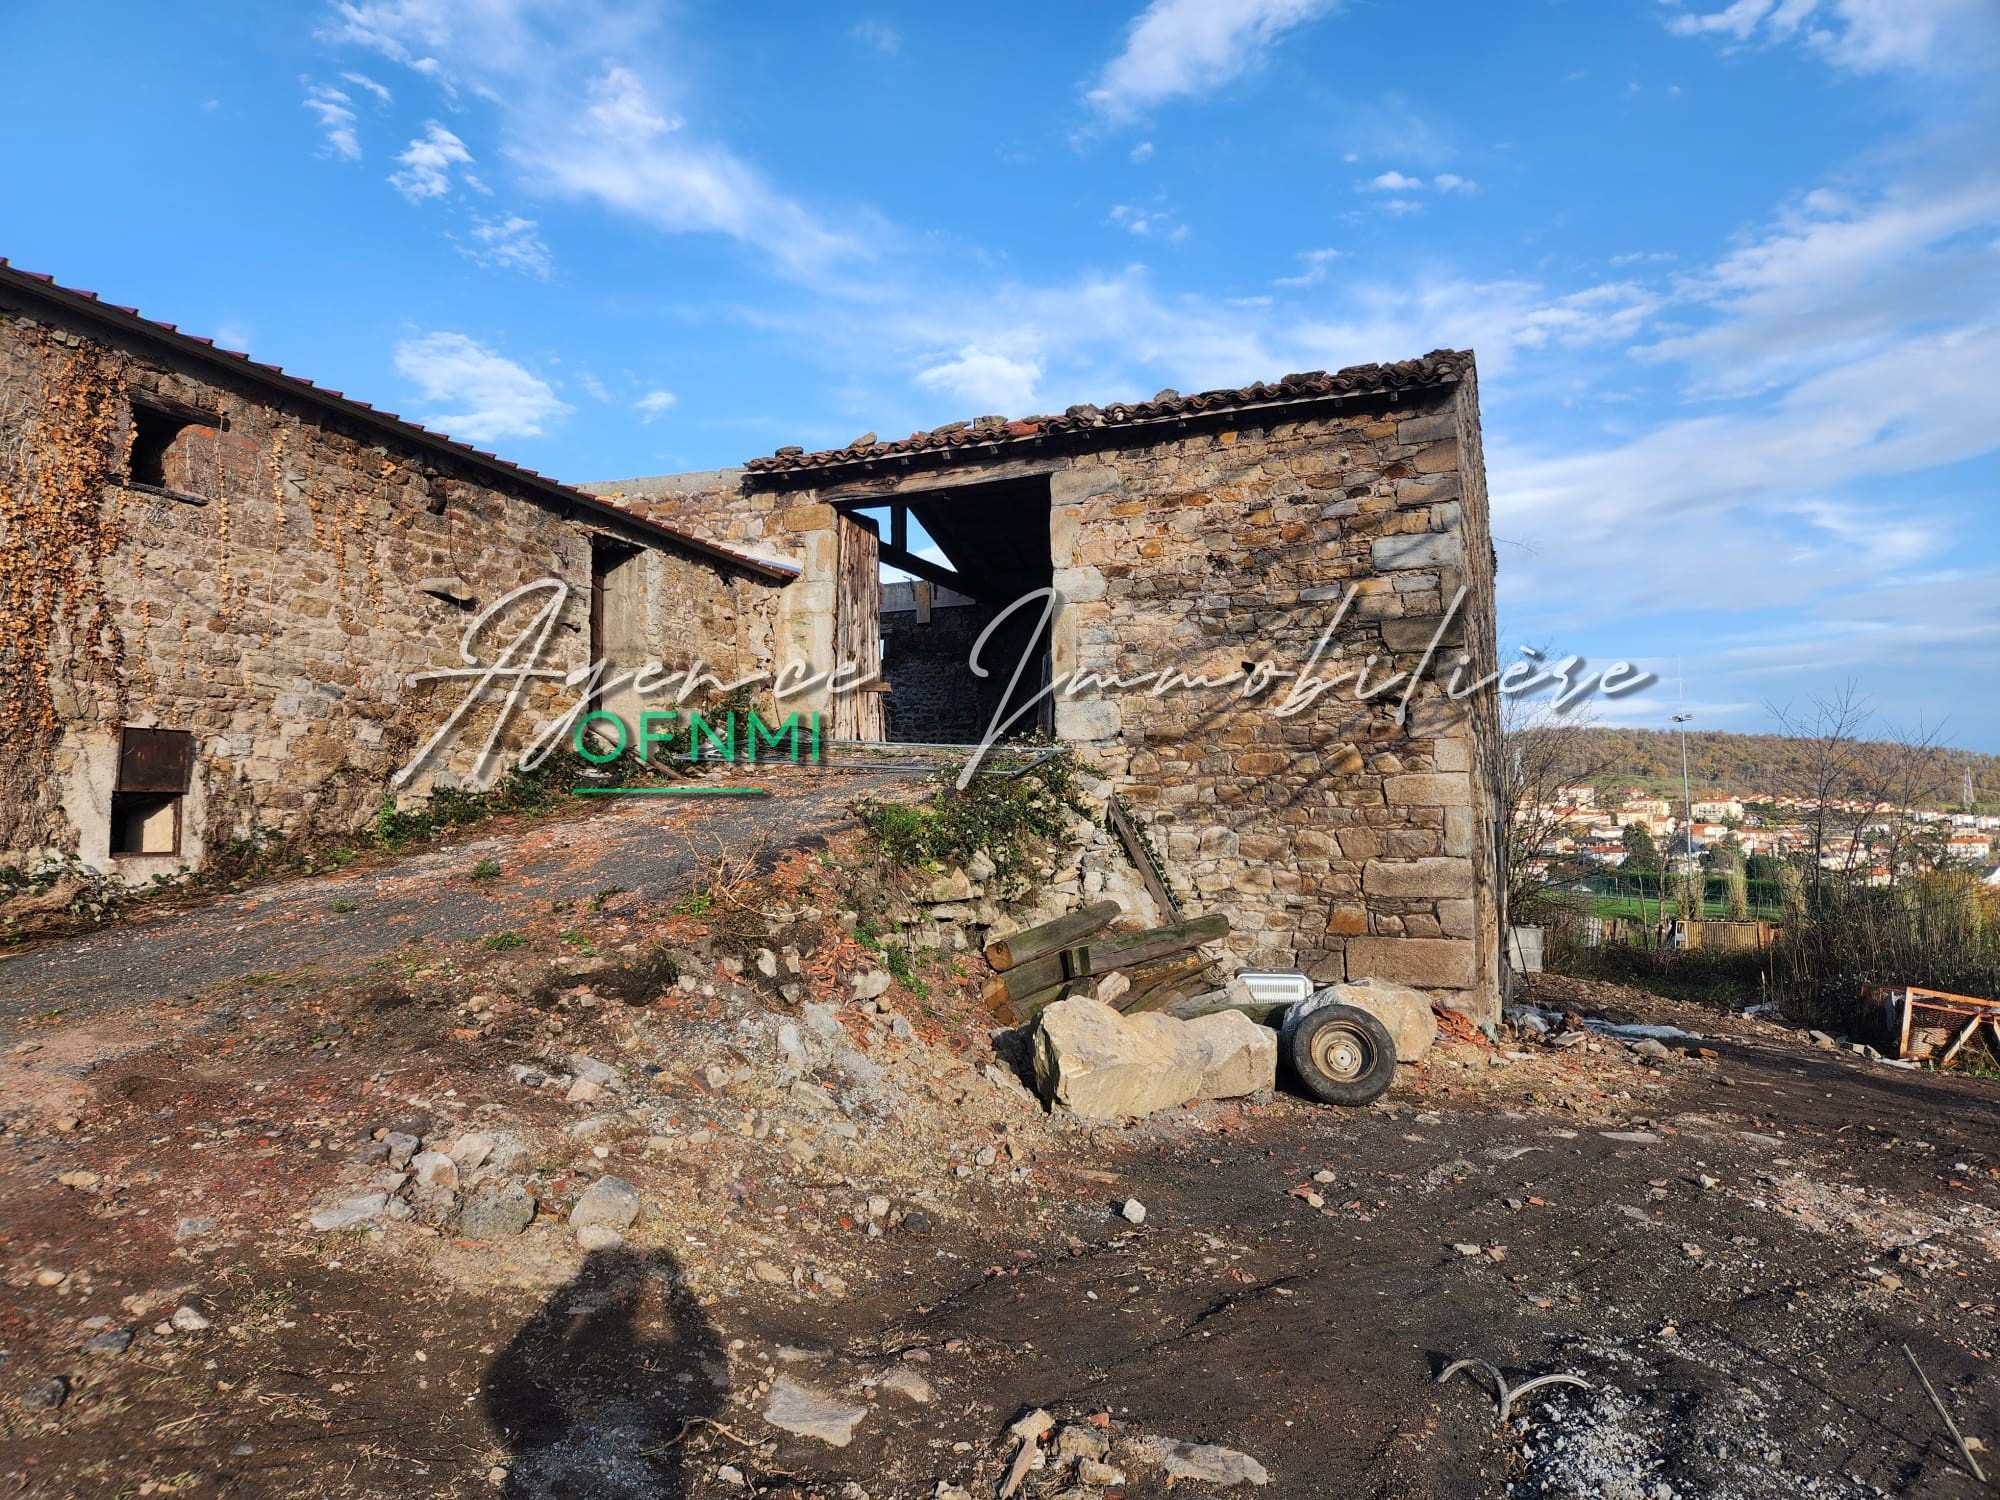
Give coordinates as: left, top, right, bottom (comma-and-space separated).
0, 322, 129, 850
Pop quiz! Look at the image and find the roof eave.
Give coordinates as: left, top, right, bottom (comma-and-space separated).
0, 260, 796, 584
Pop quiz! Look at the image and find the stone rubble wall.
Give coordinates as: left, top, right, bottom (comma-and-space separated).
0, 310, 784, 883
590, 380, 1505, 1019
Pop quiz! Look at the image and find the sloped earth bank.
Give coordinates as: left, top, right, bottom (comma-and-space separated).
0, 771, 920, 1019
1, 809, 1997, 1497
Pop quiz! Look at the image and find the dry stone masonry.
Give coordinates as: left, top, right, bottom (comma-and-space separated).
592, 356, 1507, 1020
1, 254, 1505, 1022
0, 262, 788, 884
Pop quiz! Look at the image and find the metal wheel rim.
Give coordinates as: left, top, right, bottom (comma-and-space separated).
1313, 1021, 1375, 1082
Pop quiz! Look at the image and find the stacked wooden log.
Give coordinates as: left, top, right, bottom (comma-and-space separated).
983, 900, 1228, 1025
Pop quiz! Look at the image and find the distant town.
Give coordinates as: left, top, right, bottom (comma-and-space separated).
1522, 782, 2000, 887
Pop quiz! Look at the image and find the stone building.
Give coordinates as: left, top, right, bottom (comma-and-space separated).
0, 260, 792, 885
0, 255, 1506, 1019
588, 354, 1507, 1017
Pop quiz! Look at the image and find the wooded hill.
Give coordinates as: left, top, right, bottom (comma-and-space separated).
1564, 727, 2000, 811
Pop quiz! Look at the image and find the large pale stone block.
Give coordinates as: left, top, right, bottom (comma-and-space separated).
1294, 976, 1437, 1061
1384, 772, 1472, 808
1050, 467, 1116, 507
1380, 616, 1463, 653
1049, 506, 1082, 567
1056, 699, 1122, 740
1184, 1010, 1277, 1098
781, 502, 836, 532
1344, 936, 1478, 990
1363, 856, 1475, 899
1431, 738, 1471, 773
1372, 533, 1463, 571
1053, 565, 1107, 603
1033, 999, 1203, 1119
1396, 410, 1458, 445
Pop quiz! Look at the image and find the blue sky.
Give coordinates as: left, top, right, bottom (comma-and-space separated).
5, 1, 1998, 749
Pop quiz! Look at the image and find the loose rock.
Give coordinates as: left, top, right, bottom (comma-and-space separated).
761, 1377, 868, 1447
1034, 999, 1203, 1120
569, 1175, 640, 1231
1127, 1434, 1270, 1486
1296, 978, 1437, 1062
1185, 1009, 1278, 1098
459, 1184, 537, 1239
20, 1377, 67, 1412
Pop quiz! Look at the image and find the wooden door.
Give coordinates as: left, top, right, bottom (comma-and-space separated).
589, 536, 648, 758
831, 512, 884, 741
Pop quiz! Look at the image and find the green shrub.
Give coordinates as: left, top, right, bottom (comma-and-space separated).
855, 755, 1078, 876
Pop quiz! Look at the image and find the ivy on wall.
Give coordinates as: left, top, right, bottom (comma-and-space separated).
0, 321, 129, 851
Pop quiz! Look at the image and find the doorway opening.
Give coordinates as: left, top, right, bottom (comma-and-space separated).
840, 474, 1054, 745
588, 535, 647, 756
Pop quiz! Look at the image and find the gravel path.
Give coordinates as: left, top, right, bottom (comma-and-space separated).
0, 771, 916, 1020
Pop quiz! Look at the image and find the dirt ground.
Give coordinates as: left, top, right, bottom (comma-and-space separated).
2, 804, 1997, 1499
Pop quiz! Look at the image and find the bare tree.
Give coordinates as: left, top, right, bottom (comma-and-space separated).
1767, 682, 1951, 891
1498, 691, 1607, 921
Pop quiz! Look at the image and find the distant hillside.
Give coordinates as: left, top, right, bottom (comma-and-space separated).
1563, 728, 2000, 810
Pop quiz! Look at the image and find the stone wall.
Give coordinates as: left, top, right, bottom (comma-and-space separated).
878, 591, 999, 743
1045, 383, 1502, 1009
0, 305, 784, 884
592, 371, 1506, 1018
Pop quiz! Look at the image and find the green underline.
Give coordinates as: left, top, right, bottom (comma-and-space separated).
570, 786, 771, 797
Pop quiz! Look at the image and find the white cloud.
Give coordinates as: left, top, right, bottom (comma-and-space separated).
463, 213, 552, 277
302, 84, 361, 159
1130, 140, 1155, 162
1363, 170, 1474, 195
392, 331, 572, 441
1086, 0, 1340, 122
1494, 315, 2000, 630
325, 1, 456, 69
514, 65, 857, 276
850, 20, 900, 54
1639, 176, 2000, 386
1274, 247, 1341, 287
389, 121, 473, 200
340, 69, 393, 103
634, 389, 678, 422
1108, 203, 1185, 238
914, 346, 1044, 414
329, 9, 857, 277
1659, 0, 2000, 74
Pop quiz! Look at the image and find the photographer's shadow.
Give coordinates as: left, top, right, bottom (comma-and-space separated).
482, 1246, 726, 1499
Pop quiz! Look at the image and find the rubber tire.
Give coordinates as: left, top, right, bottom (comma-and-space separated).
1286, 1002, 1397, 1107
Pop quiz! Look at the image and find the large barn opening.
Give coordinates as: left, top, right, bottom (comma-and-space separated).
839, 474, 1054, 745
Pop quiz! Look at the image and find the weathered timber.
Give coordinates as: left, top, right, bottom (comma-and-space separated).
1003, 952, 1222, 1025
1115, 953, 1217, 1014
984, 901, 1122, 972
981, 914, 1229, 1010
1105, 799, 1183, 920
1162, 991, 1291, 1027
1000, 978, 1091, 1026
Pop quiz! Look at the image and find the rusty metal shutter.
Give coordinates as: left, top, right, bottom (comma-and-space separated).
117, 728, 193, 794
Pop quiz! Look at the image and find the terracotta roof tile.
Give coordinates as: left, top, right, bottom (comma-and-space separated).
746, 349, 1473, 479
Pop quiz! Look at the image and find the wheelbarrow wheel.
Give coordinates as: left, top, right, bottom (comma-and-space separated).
1286, 1003, 1397, 1107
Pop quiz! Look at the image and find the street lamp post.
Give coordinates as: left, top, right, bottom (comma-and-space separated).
1671, 712, 1694, 862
